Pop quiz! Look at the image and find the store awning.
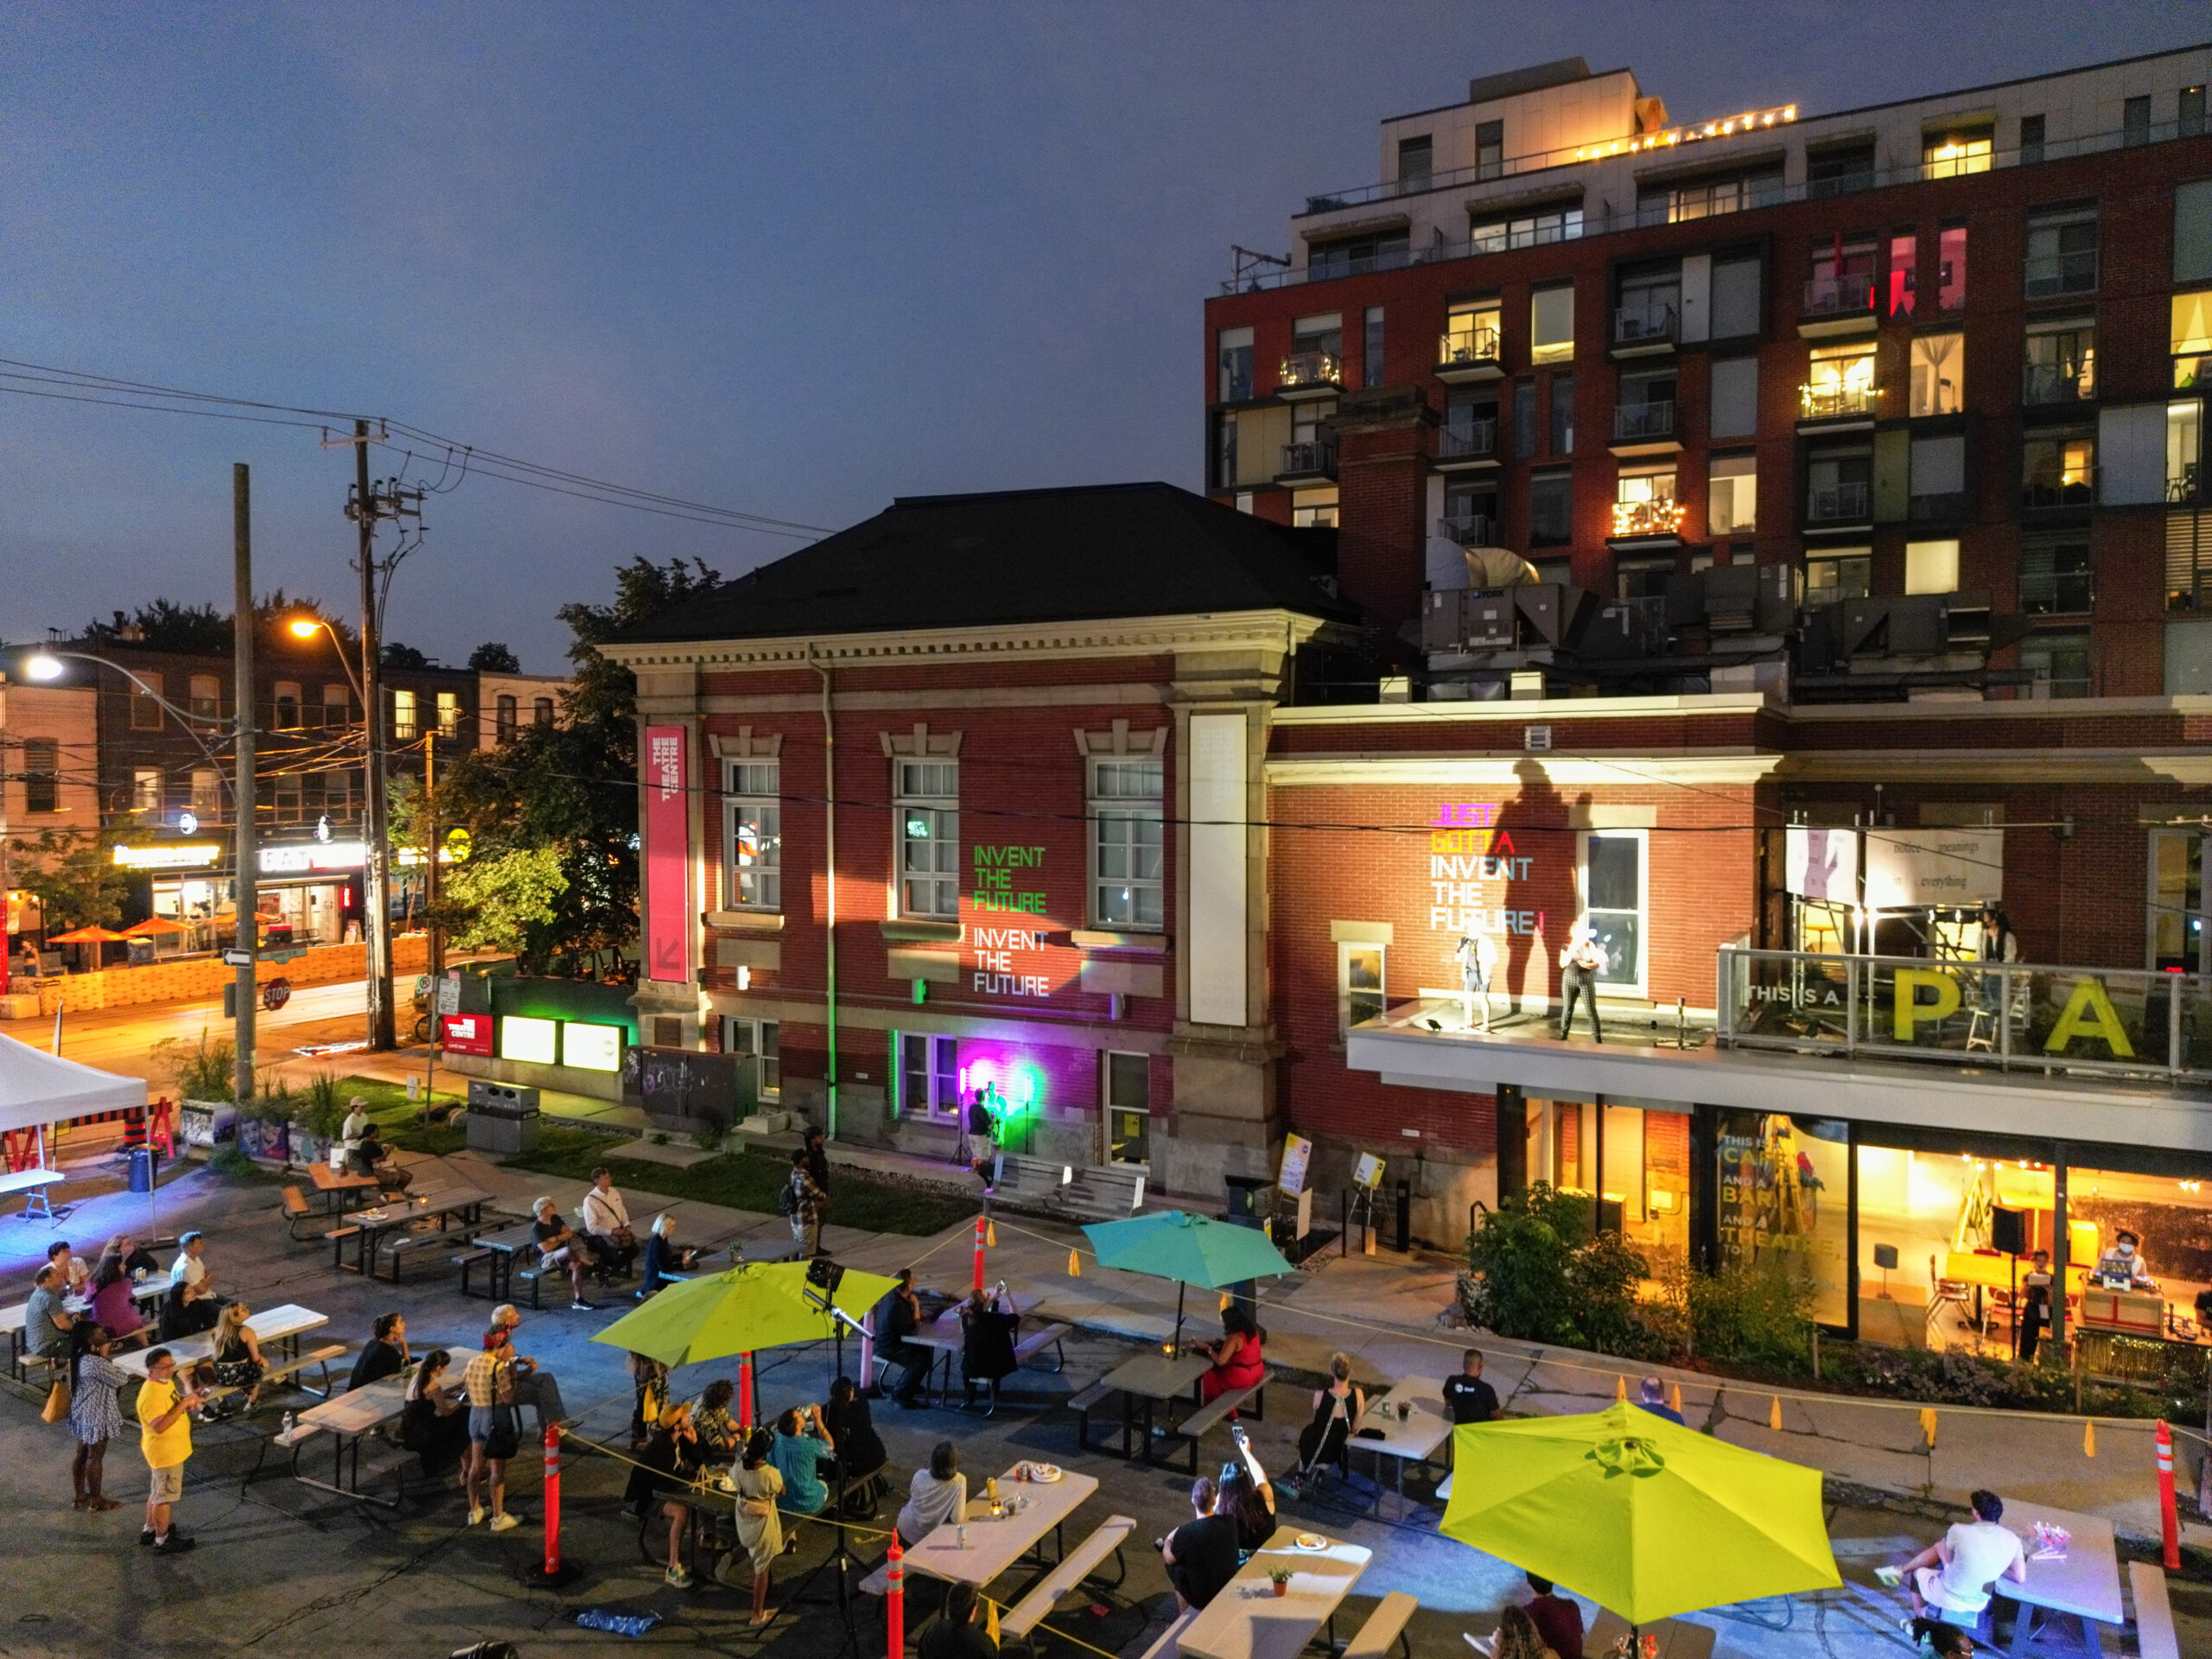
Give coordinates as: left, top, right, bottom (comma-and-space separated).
0, 1033, 146, 1135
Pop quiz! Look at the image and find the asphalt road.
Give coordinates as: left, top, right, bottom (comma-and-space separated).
2, 976, 393, 1089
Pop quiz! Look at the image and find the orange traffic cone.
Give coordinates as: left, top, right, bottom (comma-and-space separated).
1615, 1375, 1628, 1402
1769, 1395, 1783, 1431
1669, 1383, 1683, 1416
1067, 1249, 1080, 1277
2083, 1419, 2096, 1458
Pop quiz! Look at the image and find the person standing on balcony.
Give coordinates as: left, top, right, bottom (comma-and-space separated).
1456, 928, 1499, 1033
1557, 922, 1606, 1043
1975, 904, 2018, 1013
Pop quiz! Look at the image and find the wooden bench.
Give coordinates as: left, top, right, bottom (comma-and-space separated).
378, 1229, 465, 1283
2130, 1561, 2179, 1659
1161, 1375, 1266, 1473
452, 1249, 495, 1298
1069, 1381, 1116, 1454
1051, 1165, 1145, 1221
324, 1225, 361, 1269
280, 1186, 326, 1241
1130, 1608, 1193, 1659
1341, 1591, 1416, 1659
1001, 1514, 1136, 1648
990, 1153, 1071, 1206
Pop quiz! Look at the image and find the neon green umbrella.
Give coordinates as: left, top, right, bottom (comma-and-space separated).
588, 1260, 901, 1368
1440, 1403, 1840, 1625
1082, 1210, 1294, 1348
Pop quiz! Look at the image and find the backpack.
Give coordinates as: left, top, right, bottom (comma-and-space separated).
778, 1174, 798, 1218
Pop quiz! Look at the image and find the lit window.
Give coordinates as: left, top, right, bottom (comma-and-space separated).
1805, 550, 1871, 606
2174, 292, 2212, 391
2024, 319, 2095, 404
1904, 539, 1960, 596
1090, 755, 1163, 930
1291, 487, 1338, 528
1440, 298, 1501, 367
189, 768, 221, 814
131, 769, 162, 814
1530, 284, 1575, 364
435, 691, 461, 739
1936, 224, 1967, 312
1887, 232, 1917, 318
1338, 943, 1385, 1033
898, 1032, 959, 1120
2022, 430, 2097, 510
727, 1017, 780, 1097
391, 688, 417, 741
1922, 129, 1992, 179
894, 759, 958, 919
1106, 1052, 1149, 1166
1803, 343, 1876, 419
1579, 831, 1646, 989
2171, 400, 2203, 504
1612, 467, 1681, 538
2148, 828, 2206, 971
1471, 205, 1582, 251
1910, 332, 1964, 416
1708, 454, 1757, 535
723, 760, 781, 911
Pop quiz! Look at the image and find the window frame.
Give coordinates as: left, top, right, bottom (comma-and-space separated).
1089, 754, 1164, 932
495, 694, 518, 742
391, 687, 418, 741
722, 759, 783, 912
129, 674, 164, 731
2146, 828, 2209, 972
130, 768, 162, 815
893, 758, 960, 920
188, 674, 220, 724
2019, 534, 2093, 616
1337, 941, 1386, 1035
1707, 453, 1758, 535
725, 1016, 781, 1099
897, 1031, 960, 1121
1528, 467, 1573, 547
1909, 331, 1965, 417
1805, 548, 1872, 607
435, 691, 461, 740
1529, 283, 1575, 365
1576, 829, 1649, 995
2021, 628, 2093, 698
2024, 204, 2099, 299
21, 739, 59, 814
1104, 1051, 1150, 1166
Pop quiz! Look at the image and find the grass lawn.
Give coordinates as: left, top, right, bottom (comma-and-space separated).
334, 1073, 471, 1156
505, 1124, 975, 1236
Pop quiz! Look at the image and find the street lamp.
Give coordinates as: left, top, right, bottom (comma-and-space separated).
24, 650, 238, 798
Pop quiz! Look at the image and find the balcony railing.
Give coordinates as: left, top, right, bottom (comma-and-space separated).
2022, 468, 2098, 511
1611, 498, 1685, 538
1800, 381, 1878, 419
1718, 946, 2212, 1083
1277, 437, 1338, 480
2024, 250, 2099, 299
1277, 352, 1342, 392
1438, 327, 1502, 368
1612, 302, 1679, 346
1612, 400, 1676, 441
1438, 512, 1495, 546
1437, 416, 1497, 461
1802, 276, 1876, 317
1806, 481, 1871, 522
2023, 362, 2094, 404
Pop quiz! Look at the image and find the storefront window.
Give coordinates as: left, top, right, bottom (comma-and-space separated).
1716, 1110, 1851, 1327
2069, 1162, 2212, 1351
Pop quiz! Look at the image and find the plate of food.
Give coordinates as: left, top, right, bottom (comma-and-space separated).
1021, 1462, 1064, 1483
1294, 1533, 1329, 1551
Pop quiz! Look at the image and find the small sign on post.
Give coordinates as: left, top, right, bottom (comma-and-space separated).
222, 949, 255, 968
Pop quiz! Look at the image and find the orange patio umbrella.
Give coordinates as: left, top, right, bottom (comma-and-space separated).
121, 918, 188, 936
45, 926, 128, 944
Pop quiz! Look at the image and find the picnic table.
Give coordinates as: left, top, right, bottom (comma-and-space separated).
307, 1161, 382, 1211
901, 1462, 1100, 1589
275, 1376, 410, 1507
2, 1278, 162, 1380
0, 1165, 65, 1222
1348, 1374, 1451, 1516
1995, 1498, 2124, 1656
115, 1302, 330, 1376
1083, 1349, 1211, 1460
331, 1189, 495, 1281
1176, 1523, 1372, 1659
467, 1219, 541, 1302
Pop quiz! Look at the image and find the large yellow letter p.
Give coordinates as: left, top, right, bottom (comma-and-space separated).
1893, 968, 1961, 1040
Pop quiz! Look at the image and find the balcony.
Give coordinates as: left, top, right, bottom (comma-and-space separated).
1796, 276, 1878, 339
1433, 416, 1498, 471
2022, 362, 2094, 406
1798, 381, 1878, 427
1274, 437, 1338, 487
2022, 468, 2097, 513
1611, 302, 1679, 358
1805, 481, 1872, 525
1435, 327, 1503, 384
2024, 250, 2098, 299
1276, 351, 1343, 402
1608, 497, 1686, 544
1609, 400, 1678, 457
1437, 512, 1496, 546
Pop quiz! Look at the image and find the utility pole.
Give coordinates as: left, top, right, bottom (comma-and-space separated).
423, 730, 442, 982
351, 422, 394, 1050
232, 463, 257, 1104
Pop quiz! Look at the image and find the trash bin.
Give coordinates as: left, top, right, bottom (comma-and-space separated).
466, 1081, 541, 1155
127, 1147, 156, 1194
1223, 1173, 1274, 1230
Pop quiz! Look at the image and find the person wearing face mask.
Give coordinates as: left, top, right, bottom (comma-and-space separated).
2093, 1228, 2153, 1289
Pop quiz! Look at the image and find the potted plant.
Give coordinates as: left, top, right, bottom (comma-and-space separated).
238, 1079, 298, 1165
157, 1033, 238, 1149
290, 1071, 346, 1167
1267, 1567, 1293, 1598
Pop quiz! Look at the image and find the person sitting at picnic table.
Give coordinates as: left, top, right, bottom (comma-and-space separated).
347, 1313, 410, 1391
1469, 1603, 1557, 1659
769, 1403, 834, 1516
1909, 1619, 1977, 1659
1518, 1573, 1583, 1659
690, 1378, 742, 1461
207, 1301, 267, 1411
1443, 1348, 1500, 1424
919, 1583, 999, 1659
823, 1373, 886, 1489
959, 1281, 1020, 1398
48, 1239, 91, 1297
157, 1274, 216, 1341
1899, 1489, 2027, 1624
489, 1304, 569, 1428
169, 1230, 214, 1302
896, 1438, 966, 1543
87, 1246, 144, 1341
729, 1426, 785, 1628
874, 1268, 932, 1407
580, 1167, 638, 1281
25, 1262, 76, 1360
340, 1096, 372, 1150
638, 1212, 701, 1299
1160, 1476, 1239, 1612
1636, 1375, 1684, 1425
626, 1401, 702, 1589
346, 1122, 412, 1195
530, 1196, 596, 1312
1215, 1444, 1275, 1555
67, 1323, 127, 1512
1286, 1351, 1364, 1493
1186, 1303, 1265, 1405
400, 1348, 471, 1477
628, 1351, 671, 1448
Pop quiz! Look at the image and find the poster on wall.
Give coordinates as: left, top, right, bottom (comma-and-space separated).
1784, 826, 1859, 901
1863, 828, 2001, 908
440, 1014, 494, 1057
644, 725, 690, 982
1714, 1109, 1850, 1326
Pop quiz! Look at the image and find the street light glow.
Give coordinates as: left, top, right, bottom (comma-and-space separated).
23, 653, 64, 681
289, 618, 323, 639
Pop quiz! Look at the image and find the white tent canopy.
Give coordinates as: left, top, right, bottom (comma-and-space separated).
0, 1032, 145, 1137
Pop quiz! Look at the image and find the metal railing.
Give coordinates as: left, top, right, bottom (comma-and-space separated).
2022, 467, 2098, 511
1277, 351, 1342, 392
1806, 481, 1871, 522
2024, 250, 2099, 299
2023, 362, 2094, 404
1800, 382, 1878, 419
1612, 401, 1675, 441
1437, 327, 1502, 368
1717, 945, 2212, 1084
1438, 512, 1495, 546
1611, 498, 1684, 537
1802, 276, 1876, 316
1277, 437, 1338, 479
1437, 416, 1497, 461
1613, 302, 1679, 346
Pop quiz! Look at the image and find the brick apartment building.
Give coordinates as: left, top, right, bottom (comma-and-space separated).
600, 44, 2212, 1353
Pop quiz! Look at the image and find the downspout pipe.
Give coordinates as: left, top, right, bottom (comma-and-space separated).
811, 651, 838, 1141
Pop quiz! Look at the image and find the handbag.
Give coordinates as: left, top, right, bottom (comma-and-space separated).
41, 1376, 71, 1424
484, 1404, 522, 1461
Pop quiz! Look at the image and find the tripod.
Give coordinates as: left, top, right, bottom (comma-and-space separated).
783, 1439, 867, 1659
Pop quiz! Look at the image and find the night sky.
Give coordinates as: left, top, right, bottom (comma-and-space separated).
0, 3, 2193, 670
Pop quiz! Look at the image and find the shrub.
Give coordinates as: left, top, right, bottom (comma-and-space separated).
156, 1032, 236, 1103
1464, 1183, 1657, 1356
299, 1071, 346, 1140
205, 1144, 259, 1179
691, 1122, 725, 1153
1662, 1255, 1816, 1372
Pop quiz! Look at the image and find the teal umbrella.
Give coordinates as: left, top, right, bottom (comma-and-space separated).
1082, 1210, 1294, 1349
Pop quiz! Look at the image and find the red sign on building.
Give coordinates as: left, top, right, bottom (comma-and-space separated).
440, 1014, 494, 1058
644, 724, 689, 982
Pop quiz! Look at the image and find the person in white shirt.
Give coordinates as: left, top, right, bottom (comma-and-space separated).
340, 1097, 372, 1151
1900, 1489, 2026, 1621
1556, 921, 1607, 1043
1456, 929, 1500, 1033
580, 1168, 638, 1281
2093, 1229, 2153, 1289
169, 1232, 213, 1297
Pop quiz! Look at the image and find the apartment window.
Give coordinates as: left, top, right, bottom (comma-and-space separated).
1579, 830, 1646, 990
273, 772, 301, 823
1441, 390, 1498, 462
189, 768, 221, 815
1474, 120, 1503, 180
1936, 223, 1967, 313
1549, 372, 1574, 454
1615, 556, 1673, 602
2024, 319, 2096, 404
2019, 113, 2046, 165
893, 759, 958, 919
1292, 312, 1341, 359
2021, 630, 2091, 698
1807, 445, 1872, 523
1529, 284, 1574, 364
1887, 231, 1917, 318
2171, 398, 2202, 504
2023, 429, 2096, 509
1212, 412, 1238, 491
1291, 487, 1338, 529
2184, 87, 2208, 140
188, 674, 220, 723
1612, 465, 1678, 538
1513, 378, 1537, 457
1904, 538, 1960, 596
1910, 332, 1964, 416
1090, 754, 1163, 930
2178, 181, 2212, 284
321, 769, 354, 817
131, 768, 161, 814
1442, 477, 1499, 544
1708, 454, 1757, 535
391, 687, 418, 741
1105, 1052, 1150, 1166
2175, 292, 2212, 391
723, 760, 782, 911
1217, 327, 1254, 403
1923, 125, 1992, 180
2020, 536, 2092, 614
727, 1018, 780, 1098
1807, 141, 1875, 199
2149, 829, 2208, 971
1338, 943, 1385, 1033
533, 697, 555, 727
2024, 204, 2098, 297
129, 672, 162, 730
1808, 233, 1877, 312
1910, 434, 1967, 519
1646, 168, 1783, 226
898, 1032, 959, 1120
1710, 252, 1762, 339
272, 681, 301, 730
2124, 96, 2151, 149
1471, 206, 1581, 252
1709, 355, 1758, 439
1441, 298, 1502, 366
495, 695, 518, 742
21, 740, 58, 814
1363, 307, 1385, 389
322, 683, 351, 728
1529, 469, 1573, 547
1397, 135, 1433, 188
1806, 549, 1872, 606
435, 691, 461, 739
1616, 263, 1680, 344
1805, 342, 1876, 419
1308, 232, 1408, 282
1614, 369, 1673, 444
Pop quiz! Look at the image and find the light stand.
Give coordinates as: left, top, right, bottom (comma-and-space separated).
791, 1255, 866, 1659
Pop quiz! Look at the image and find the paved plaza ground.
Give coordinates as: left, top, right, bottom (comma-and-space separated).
0, 1130, 2206, 1658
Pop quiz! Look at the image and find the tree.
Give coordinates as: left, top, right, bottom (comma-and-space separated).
438, 846, 569, 957
81, 600, 230, 654
431, 555, 723, 977
380, 640, 431, 670
8, 827, 145, 932
467, 641, 520, 673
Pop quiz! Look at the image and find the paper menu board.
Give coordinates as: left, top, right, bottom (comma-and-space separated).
1352, 1152, 1387, 1191
1277, 1133, 1313, 1195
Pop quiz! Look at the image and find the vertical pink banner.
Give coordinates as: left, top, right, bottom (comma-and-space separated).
644, 725, 689, 983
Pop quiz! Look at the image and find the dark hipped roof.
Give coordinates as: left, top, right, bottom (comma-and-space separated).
614, 482, 1358, 645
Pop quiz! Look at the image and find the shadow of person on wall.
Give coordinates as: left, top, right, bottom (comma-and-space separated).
1470, 757, 1571, 1030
